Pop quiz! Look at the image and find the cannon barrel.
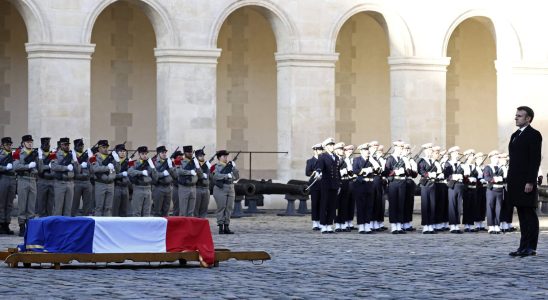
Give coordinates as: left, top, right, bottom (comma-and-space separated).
239, 179, 309, 196
287, 179, 308, 186
234, 182, 256, 196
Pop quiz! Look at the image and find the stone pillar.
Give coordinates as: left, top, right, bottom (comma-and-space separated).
26, 43, 95, 142
275, 53, 339, 181
388, 57, 451, 147
155, 48, 221, 152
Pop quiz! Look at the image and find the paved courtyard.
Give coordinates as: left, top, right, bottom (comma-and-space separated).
1, 212, 547, 299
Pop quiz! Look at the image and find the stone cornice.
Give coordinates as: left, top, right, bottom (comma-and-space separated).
26, 43, 95, 60
275, 53, 339, 68
154, 48, 222, 64
388, 57, 451, 72
496, 60, 548, 75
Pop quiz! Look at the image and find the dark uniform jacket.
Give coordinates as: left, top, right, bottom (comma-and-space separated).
315, 152, 341, 189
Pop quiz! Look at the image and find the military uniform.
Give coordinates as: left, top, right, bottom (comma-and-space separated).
0, 137, 16, 234
444, 146, 466, 233
152, 146, 175, 217
194, 149, 211, 218
483, 151, 504, 233
13, 135, 39, 236
212, 150, 239, 234
36, 137, 55, 217
50, 138, 79, 216
175, 146, 201, 217
91, 140, 119, 216
71, 139, 94, 216
460, 150, 478, 232
170, 151, 183, 216
402, 145, 418, 231
352, 144, 375, 233
305, 144, 322, 230
383, 142, 408, 234
315, 138, 341, 234
128, 146, 157, 217
369, 141, 386, 231
112, 144, 131, 217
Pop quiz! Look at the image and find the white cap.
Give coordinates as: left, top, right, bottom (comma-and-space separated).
357, 143, 369, 151
488, 150, 500, 158
463, 149, 475, 156
392, 140, 404, 147
447, 146, 460, 154
421, 143, 433, 149
369, 141, 379, 146
334, 142, 346, 150
322, 137, 335, 148
432, 146, 441, 151
344, 144, 355, 151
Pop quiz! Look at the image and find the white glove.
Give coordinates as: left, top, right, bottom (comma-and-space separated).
167, 158, 173, 168
437, 173, 445, 180
111, 150, 120, 162
469, 177, 477, 183
340, 168, 348, 176
395, 168, 405, 176
203, 174, 208, 179
142, 170, 149, 177
428, 172, 437, 178
87, 148, 94, 157
453, 174, 463, 181
38, 148, 43, 159
71, 150, 78, 162
315, 172, 322, 179
107, 163, 114, 170
67, 164, 74, 171
231, 161, 236, 168
494, 176, 503, 183
162, 170, 169, 177
463, 167, 470, 176
28, 161, 36, 169
81, 162, 88, 169
122, 171, 128, 177
206, 161, 212, 169
190, 170, 197, 176
147, 158, 155, 169
480, 179, 487, 184
227, 173, 232, 179
363, 167, 372, 175
6, 163, 13, 170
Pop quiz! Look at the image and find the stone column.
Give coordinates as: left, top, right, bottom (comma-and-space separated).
388, 56, 451, 147
275, 53, 339, 181
154, 48, 221, 152
26, 43, 95, 142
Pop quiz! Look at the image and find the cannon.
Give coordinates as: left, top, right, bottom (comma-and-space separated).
235, 182, 256, 197
283, 179, 311, 215
238, 179, 309, 196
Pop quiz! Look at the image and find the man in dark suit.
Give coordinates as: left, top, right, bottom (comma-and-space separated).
315, 138, 341, 234
306, 143, 323, 231
507, 106, 542, 257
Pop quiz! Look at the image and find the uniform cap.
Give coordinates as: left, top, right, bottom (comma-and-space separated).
195, 149, 205, 157
357, 143, 369, 151
115, 144, 127, 152
403, 144, 411, 149
392, 140, 404, 147
488, 150, 500, 158
421, 143, 433, 149
378, 145, 384, 151
137, 146, 148, 153
432, 146, 441, 151
22, 135, 33, 142
499, 153, 509, 159
369, 141, 379, 146
447, 146, 460, 154
344, 145, 355, 151
156, 146, 167, 153
183, 145, 193, 153
73, 138, 84, 147
463, 149, 475, 156
97, 140, 109, 147
473, 152, 485, 159
216, 150, 229, 158
322, 137, 335, 147
334, 142, 346, 150
41, 137, 51, 144
59, 137, 70, 144
1, 137, 12, 144
312, 143, 323, 150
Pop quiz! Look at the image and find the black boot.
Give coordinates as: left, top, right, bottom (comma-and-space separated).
4, 223, 14, 235
223, 224, 234, 234
18, 223, 26, 237
218, 225, 224, 234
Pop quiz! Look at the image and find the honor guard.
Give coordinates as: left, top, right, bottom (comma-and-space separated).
402, 144, 418, 231
417, 143, 437, 234
0, 137, 16, 235
343, 145, 356, 230
36, 137, 55, 217
334, 142, 350, 232
368, 141, 386, 231
352, 143, 375, 233
13, 134, 39, 236
152, 146, 175, 217
483, 150, 503, 234
444, 146, 466, 233
175, 146, 201, 217
194, 149, 211, 218
112, 144, 131, 217
315, 138, 341, 234
460, 149, 478, 232
170, 150, 183, 216
50, 137, 79, 216
498, 153, 514, 232
212, 150, 239, 234
306, 144, 323, 231
433, 147, 449, 231
473, 152, 488, 231
128, 146, 157, 217
383, 141, 408, 234
71, 139, 94, 216
91, 140, 119, 216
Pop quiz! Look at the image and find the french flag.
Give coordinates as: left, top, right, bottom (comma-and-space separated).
23, 216, 215, 265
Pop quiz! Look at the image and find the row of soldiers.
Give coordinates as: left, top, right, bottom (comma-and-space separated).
0, 135, 240, 236
307, 138, 544, 234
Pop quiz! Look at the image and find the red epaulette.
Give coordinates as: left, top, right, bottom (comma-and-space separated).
174, 158, 182, 166
12, 148, 21, 160
128, 160, 136, 167
89, 156, 97, 164
48, 152, 57, 160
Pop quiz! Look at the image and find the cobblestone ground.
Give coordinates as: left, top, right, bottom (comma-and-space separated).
1, 212, 547, 299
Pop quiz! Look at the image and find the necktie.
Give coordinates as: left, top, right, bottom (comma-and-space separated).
494, 166, 499, 174
512, 129, 522, 143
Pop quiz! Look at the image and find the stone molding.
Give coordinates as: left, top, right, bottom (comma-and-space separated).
495, 60, 548, 75
388, 56, 451, 72
154, 48, 222, 64
25, 43, 95, 60
275, 53, 339, 68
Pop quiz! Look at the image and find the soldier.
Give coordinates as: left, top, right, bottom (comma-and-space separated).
128, 146, 157, 217
483, 150, 503, 234
343, 145, 356, 230
473, 152, 488, 231
212, 150, 240, 234
194, 149, 211, 218
71, 139, 94, 216
112, 144, 131, 217
432, 147, 449, 231
36, 137, 55, 217
444, 146, 466, 234
306, 144, 323, 231
402, 144, 418, 231
417, 143, 437, 234
498, 153, 515, 232
0, 137, 16, 235
383, 141, 408, 234
13, 134, 39, 236
368, 141, 386, 231
91, 140, 119, 216
334, 142, 350, 232
315, 138, 341, 234
461, 149, 478, 232
352, 143, 375, 234
170, 150, 183, 216
50, 138, 79, 216
176, 146, 201, 217
152, 146, 175, 217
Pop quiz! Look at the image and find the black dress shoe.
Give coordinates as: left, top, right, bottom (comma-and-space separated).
470, 228, 478, 233
359, 231, 366, 234
328, 230, 335, 234
335, 229, 342, 232
380, 226, 388, 231
405, 227, 416, 232
479, 227, 488, 231
313, 227, 321, 231
450, 230, 463, 234
345, 228, 352, 232
508, 227, 517, 232
464, 228, 471, 233
321, 231, 329, 234
519, 248, 537, 257
398, 230, 406, 234
509, 249, 523, 257
365, 231, 373, 234
391, 231, 399, 234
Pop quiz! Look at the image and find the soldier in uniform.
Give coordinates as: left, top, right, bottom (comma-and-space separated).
91, 140, 119, 216
170, 150, 183, 216
368, 141, 386, 231
334, 142, 350, 232
152, 146, 175, 217
473, 152, 488, 231
417, 143, 437, 234
402, 144, 418, 231
352, 143, 375, 234
0, 137, 16, 235
460, 149, 478, 232
483, 150, 503, 234
194, 149, 211, 218
305, 144, 323, 230
315, 138, 341, 234
50, 137, 79, 216
36, 137, 55, 217
383, 141, 408, 234
13, 134, 39, 236
72, 139, 94, 216
112, 144, 131, 217
498, 153, 514, 232
128, 146, 157, 217
343, 145, 356, 230
176, 146, 201, 217
444, 146, 466, 233
212, 150, 239, 234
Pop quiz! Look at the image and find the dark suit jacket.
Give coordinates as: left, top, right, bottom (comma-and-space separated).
305, 156, 320, 191
508, 125, 542, 207
315, 152, 341, 190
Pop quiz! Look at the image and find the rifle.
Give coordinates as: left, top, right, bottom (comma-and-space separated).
220, 151, 241, 174
208, 153, 217, 163
381, 146, 393, 159
412, 148, 423, 161
78, 142, 98, 164
169, 146, 180, 159
0, 151, 13, 166
23, 148, 39, 164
